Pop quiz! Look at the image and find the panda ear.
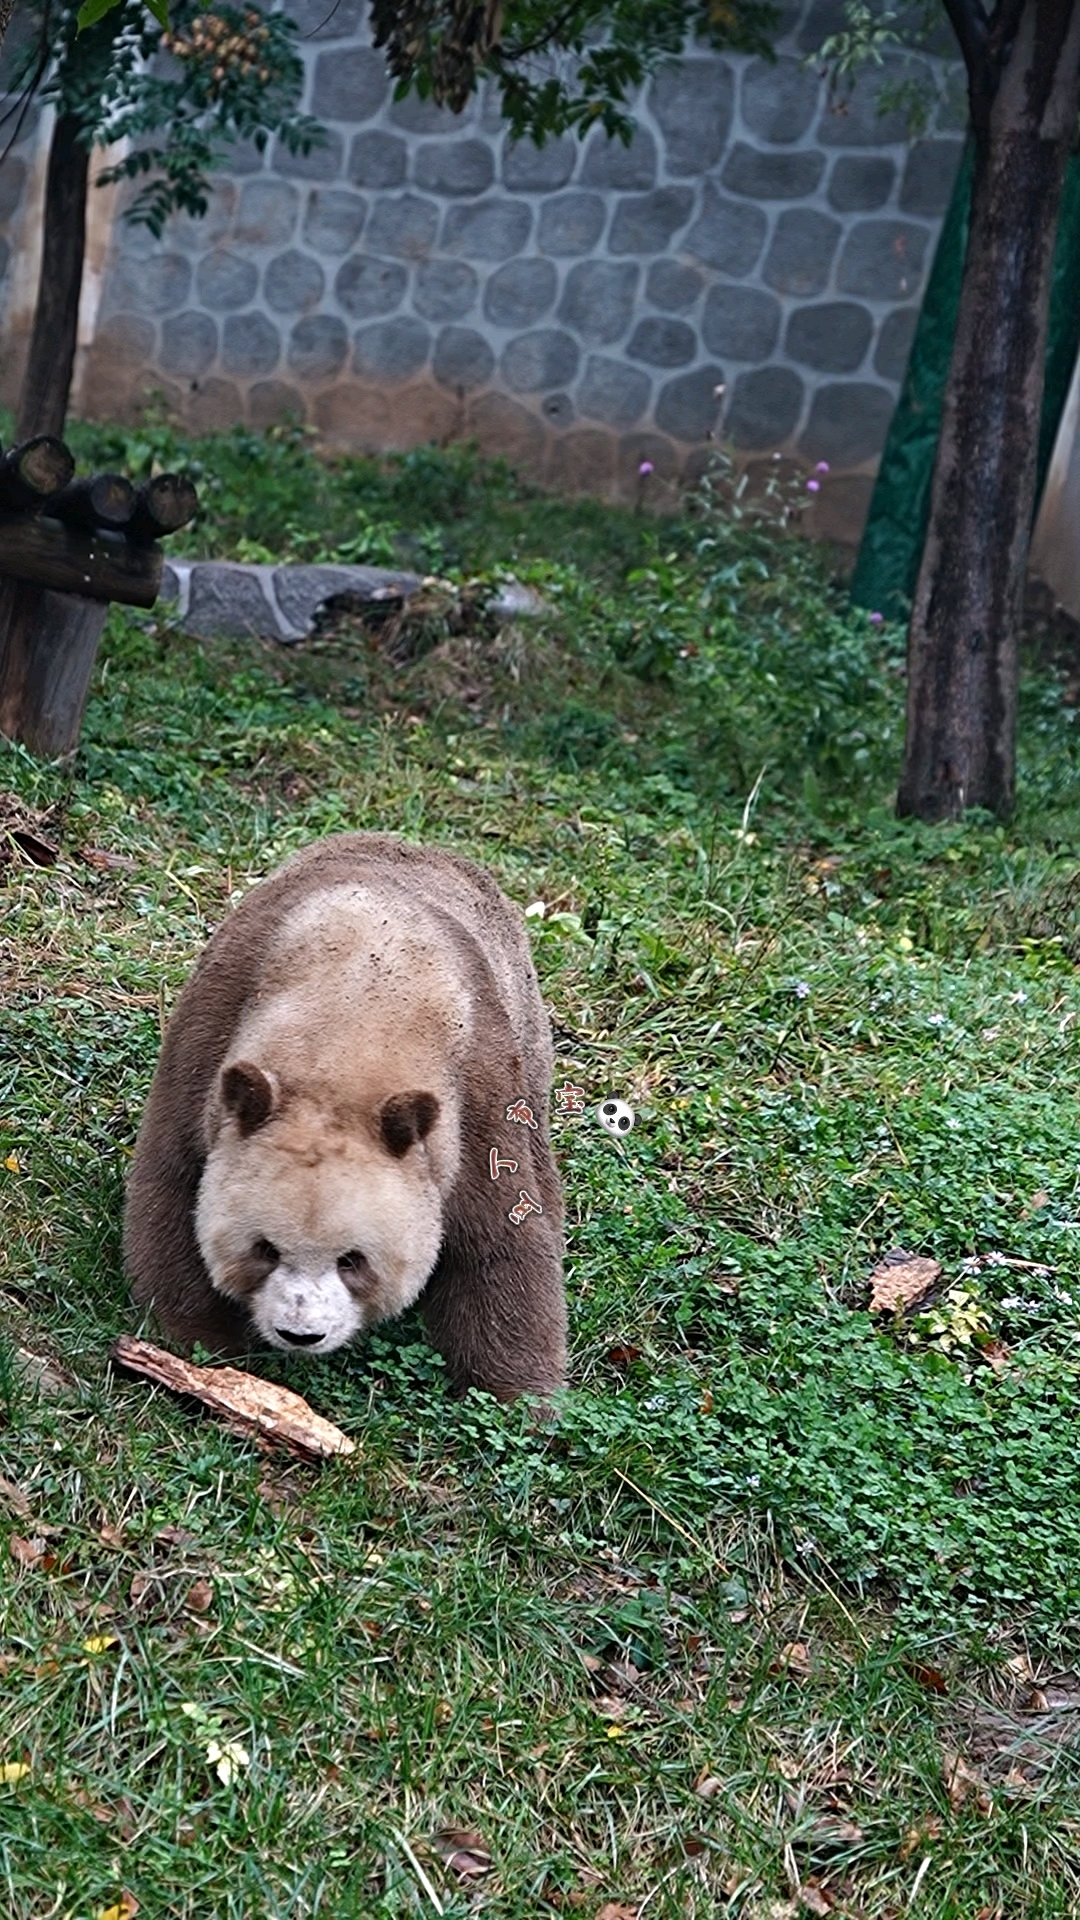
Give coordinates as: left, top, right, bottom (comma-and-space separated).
221, 1060, 279, 1137
379, 1090, 440, 1157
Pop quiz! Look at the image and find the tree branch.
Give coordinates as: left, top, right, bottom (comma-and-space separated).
941, 0, 990, 80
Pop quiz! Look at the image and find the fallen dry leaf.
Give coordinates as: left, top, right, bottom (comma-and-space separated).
184, 1578, 214, 1613
0, 1476, 32, 1519
771, 1641, 813, 1678
97, 1524, 126, 1550
899, 1814, 943, 1858
943, 1749, 993, 1814
694, 1769, 724, 1799
95, 1895, 139, 1920
9, 1534, 49, 1570
797, 1884, 834, 1916
81, 847, 137, 873
981, 1341, 1010, 1375
905, 1659, 948, 1696
868, 1250, 942, 1314
595, 1906, 637, 1920
0, 1761, 31, 1785
429, 1828, 493, 1879
110, 1335, 356, 1461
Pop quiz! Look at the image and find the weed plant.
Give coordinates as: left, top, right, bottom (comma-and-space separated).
3, 433, 1080, 1915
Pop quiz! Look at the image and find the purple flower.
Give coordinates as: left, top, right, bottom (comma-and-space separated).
869, 610, 884, 625
638, 459, 654, 476
806, 479, 820, 493
815, 461, 830, 474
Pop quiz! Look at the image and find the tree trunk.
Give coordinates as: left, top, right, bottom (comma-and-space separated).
897, 0, 1080, 822
16, 111, 90, 443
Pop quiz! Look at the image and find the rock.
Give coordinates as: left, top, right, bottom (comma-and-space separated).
580, 127, 658, 190
648, 60, 733, 174
740, 55, 820, 143
334, 254, 408, 318
608, 187, 694, 255
799, 380, 895, 465
347, 131, 408, 189
389, 92, 474, 135
827, 155, 895, 211
106, 253, 191, 316
352, 317, 431, 382
287, 314, 349, 380
432, 325, 495, 390
626, 317, 696, 368
160, 310, 217, 376
545, 428, 616, 495
836, 219, 929, 301
302, 188, 367, 254
816, 54, 933, 145
249, 380, 307, 427
221, 312, 281, 378
537, 192, 607, 256
646, 260, 704, 312
577, 355, 652, 429
413, 259, 480, 321
366, 192, 440, 260
414, 140, 495, 196
900, 139, 964, 217
685, 184, 767, 275
196, 251, 257, 312
270, 130, 344, 182
310, 47, 389, 123
721, 144, 825, 199
763, 208, 843, 295
702, 283, 781, 360
464, 391, 545, 469
264, 249, 325, 314
725, 366, 805, 447
273, 564, 420, 637
557, 260, 638, 344
502, 135, 576, 191
183, 563, 283, 639
654, 364, 726, 441
234, 180, 299, 247
874, 306, 918, 381
482, 257, 557, 328
500, 328, 580, 393
441, 197, 533, 260
785, 301, 873, 373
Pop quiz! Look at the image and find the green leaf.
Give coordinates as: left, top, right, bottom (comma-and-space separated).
75, 0, 125, 27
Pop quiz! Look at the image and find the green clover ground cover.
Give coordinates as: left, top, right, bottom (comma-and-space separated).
3, 432, 1080, 1915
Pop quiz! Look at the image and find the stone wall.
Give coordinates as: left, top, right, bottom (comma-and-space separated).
0, 2, 965, 537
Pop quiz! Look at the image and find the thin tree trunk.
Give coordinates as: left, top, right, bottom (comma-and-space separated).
897, 0, 1080, 822
17, 111, 90, 443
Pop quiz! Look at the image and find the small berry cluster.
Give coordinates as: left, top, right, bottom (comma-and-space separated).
163, 11, 272, 91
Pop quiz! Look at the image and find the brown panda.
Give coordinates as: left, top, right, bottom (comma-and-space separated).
123, 833, 566, 1401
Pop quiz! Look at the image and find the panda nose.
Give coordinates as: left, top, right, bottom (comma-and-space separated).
277, 1328, 324, 1347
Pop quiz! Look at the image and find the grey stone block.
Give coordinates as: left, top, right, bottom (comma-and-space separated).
900, 138, 964, 216
303, 188, 367, 255
160, 310, 217, 376
166, 182, 236, 253
367, 193, 440, 260
390, 92, 474, 134
280, 0, 364, 37
646, 260, 704, 312
90, 313, 155, 361
702, 283, 781, 360
557, 260, 638, 344
415, 140, 495, 196
618, 432, 680, 490
352, 316, 431, 381
502, 135, 576, 191
626, 317, 696, 368
540, 391, 575, 427
273, 564, 420, 637
537, 192, 606, 256
433, 325, 495, 390
249, 380, 306, 428
725, 366, 804, 448
235, 180, 299, 247
271, 130, 344, 181
837, 219, 929, 300
648, 60, 733, 174
654, 364, 726, 441
785, 301, 873, 373
265, 249, 326, 314
501, 328, 580, 393
348, 131, 408, 189
608, 187, 694, 255
311, 48, 389, 123
222, 312, 281, 377
218, 136, 266, 177
483, 257, 557, 328
442, 198, 533, 260
721, 144, 825, 199
800, 380, 895, 465
763, 209, 842, 295
685, 184, 767, 275
816, 56, 933, 145
577, 354, 652, 428
185, 563, 282, 639
335, 253, 408, 317
828, 155, 895, 211
288, 314, 349, 379
413, 259, 479, 321
196, 251, 257, 312
874, 305, 918, 380
741, 56, 820, 143
106, 253, 191, 316
796, 0, 855, 49
580, 127, 658, 191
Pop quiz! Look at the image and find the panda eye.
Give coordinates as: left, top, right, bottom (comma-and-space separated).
253, 1238, 279, 1265
337, 1250, 367, 1277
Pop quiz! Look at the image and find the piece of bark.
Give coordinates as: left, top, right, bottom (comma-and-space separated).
868, 1250, 942, 1314
110, 1334, 356, 1461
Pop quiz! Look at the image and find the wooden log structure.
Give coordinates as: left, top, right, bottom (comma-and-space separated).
0, 433, 197, 758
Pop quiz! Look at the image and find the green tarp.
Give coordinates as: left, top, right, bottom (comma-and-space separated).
850, 144, 1080, 620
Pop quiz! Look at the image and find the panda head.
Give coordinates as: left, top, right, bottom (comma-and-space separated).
195, 1061, 448, 1354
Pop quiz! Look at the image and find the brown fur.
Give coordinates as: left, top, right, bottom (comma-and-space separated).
123, 833, 566, 1398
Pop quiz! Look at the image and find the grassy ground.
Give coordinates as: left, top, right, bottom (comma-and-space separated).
3, 429, 1080, 1918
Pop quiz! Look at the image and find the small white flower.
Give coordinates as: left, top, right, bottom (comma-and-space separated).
794, 980, 811, 999
927, 1011, 947, 1027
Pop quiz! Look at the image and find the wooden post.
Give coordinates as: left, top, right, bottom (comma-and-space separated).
0, 578, 109, 757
